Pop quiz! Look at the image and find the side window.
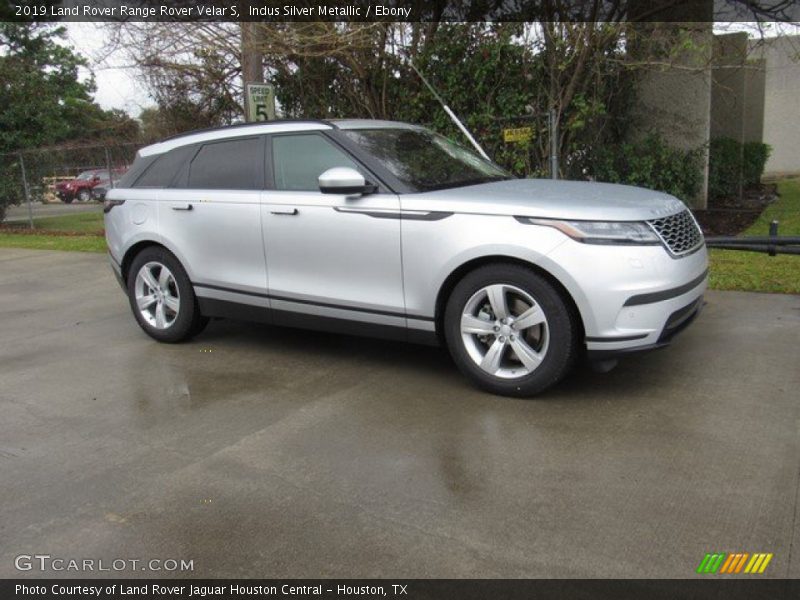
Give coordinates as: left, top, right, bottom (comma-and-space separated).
133, 146, 194, 188
272, 134, 359, 191
186, 137, 262, 190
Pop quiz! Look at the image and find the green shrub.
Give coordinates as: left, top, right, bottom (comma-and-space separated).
708, 137, 742, 200
0, 160, 24, 224
742, 141, 771, 187
584, 133, 703, 204
708, 138, 771, 200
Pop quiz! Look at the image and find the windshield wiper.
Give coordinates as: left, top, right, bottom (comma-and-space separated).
448, 175, 511, 189
419, 175, 512, 192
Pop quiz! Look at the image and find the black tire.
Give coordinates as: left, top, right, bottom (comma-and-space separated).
78, 189, 91, 202
443, 263, 579, 397
63, 196, 73, 204
127, 246, 208, 343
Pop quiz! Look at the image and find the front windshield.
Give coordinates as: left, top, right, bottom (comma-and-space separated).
342, 128, 512, 192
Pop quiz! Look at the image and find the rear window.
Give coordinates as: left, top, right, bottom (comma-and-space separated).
115, 154, 155, 188
132, 146, 196, 188
186, 137, 262, 190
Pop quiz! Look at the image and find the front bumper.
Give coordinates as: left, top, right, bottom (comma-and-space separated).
542, 238, 708, 356
586, 294, 704, 361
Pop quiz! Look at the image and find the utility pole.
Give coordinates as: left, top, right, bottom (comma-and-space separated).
549, 109, 559, 180
240, 23, 264, 121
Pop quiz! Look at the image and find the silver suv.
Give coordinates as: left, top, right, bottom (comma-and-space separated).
105, 120, 707, 396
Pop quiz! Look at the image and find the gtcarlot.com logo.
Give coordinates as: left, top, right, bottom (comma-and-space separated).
14, 554, 194, 572
697, 552, 773, 574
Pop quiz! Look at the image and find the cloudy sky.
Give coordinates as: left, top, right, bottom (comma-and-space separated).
64, 22, 800, 118
64, 22, 152, 115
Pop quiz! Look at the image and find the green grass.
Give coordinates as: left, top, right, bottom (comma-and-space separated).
743, 178, 800, 235
0, 233, 106, 253
708, 178, 800, 294
29, 210, 104, 233
0, 209, 106, 253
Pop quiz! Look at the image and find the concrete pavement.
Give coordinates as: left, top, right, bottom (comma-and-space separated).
1, 248, 799, 578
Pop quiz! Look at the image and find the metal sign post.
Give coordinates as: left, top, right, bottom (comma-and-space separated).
18, 152, 33, 229
497, 108, 559, 179
245, 83, 276, 122
104, 146, 115, 189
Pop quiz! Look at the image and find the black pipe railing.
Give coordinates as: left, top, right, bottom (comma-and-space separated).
705, 220, 799, 256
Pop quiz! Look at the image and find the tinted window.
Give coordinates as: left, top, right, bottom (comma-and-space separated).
272, 134, 359, 191
342, 128, 510, 192
117, 154, 155, 188
187, 137, 262, 190
133, 146, 195, 188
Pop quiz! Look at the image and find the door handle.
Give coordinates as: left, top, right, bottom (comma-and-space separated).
171, 203, 193, 211
270, 207, 298, 215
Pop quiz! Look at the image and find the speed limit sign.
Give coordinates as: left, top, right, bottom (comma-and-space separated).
246, 83, 276, 122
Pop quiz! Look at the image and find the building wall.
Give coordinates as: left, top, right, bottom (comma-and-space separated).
622, 24, 797, 200
749, 36, 800, 176
711, 32, 748, 143
628, 23, 713, 208
742, 59, 766, 144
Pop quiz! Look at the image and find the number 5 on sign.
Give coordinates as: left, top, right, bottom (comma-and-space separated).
246, 83, 276, 122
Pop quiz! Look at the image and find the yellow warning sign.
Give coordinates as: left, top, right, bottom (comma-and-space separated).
503, 127, 533, 143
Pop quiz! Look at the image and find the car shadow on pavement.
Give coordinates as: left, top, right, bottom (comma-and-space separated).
191, 317, 674, 403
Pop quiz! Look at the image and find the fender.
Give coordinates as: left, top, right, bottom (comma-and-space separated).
429, 239, 596, 335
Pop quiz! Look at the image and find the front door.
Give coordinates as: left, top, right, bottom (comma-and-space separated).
262, 132, 405, 331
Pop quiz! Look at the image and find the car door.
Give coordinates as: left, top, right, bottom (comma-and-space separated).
157, 136, 269, 317
262, 132, 405, 332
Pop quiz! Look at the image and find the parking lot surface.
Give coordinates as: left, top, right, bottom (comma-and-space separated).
1, 248, 799, 578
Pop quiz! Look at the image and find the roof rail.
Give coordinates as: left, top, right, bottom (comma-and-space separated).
159, 119, 337, 143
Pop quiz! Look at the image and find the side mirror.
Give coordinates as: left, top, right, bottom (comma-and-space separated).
318, 167, 374, 195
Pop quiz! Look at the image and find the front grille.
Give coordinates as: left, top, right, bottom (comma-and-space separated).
647, 210, 704, 256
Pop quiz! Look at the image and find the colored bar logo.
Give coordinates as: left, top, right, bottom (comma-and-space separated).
697, 552, 773, 574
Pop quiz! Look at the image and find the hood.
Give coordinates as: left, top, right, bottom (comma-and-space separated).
409, 178, 687, 221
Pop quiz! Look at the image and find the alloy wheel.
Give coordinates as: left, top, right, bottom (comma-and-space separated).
460, 284, 549, 379
134, 261, 180, 330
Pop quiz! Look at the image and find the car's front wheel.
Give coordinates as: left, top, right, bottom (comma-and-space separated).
444, 264, 579, 397
127, 247, 208, 343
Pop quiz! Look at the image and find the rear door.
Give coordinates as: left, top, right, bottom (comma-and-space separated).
261, 132, 405, 330
157, 136, 269, 315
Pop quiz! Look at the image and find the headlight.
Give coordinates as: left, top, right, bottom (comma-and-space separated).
526, 218, 661, 245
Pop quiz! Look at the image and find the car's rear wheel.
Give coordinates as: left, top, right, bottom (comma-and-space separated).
127, 247, 208, 343
77, 189, 91, 202
444, 264, 578, 397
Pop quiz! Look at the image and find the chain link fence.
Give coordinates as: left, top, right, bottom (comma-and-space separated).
0, 141, 142, 226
